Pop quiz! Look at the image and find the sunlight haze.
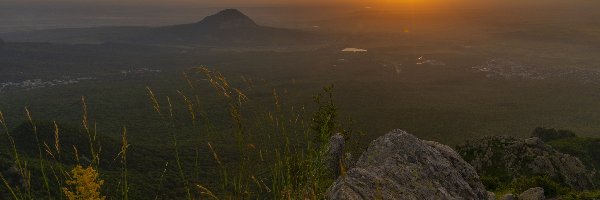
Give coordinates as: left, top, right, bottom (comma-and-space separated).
1, 0, 600, 199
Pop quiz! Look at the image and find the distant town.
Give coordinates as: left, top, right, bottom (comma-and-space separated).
0, 68, 162, 93
0, 76, 95, 93
119, 68, 162, 76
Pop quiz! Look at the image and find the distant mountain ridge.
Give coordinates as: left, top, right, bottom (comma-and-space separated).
0, 9, 322, 47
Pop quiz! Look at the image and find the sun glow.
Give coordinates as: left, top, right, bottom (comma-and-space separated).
365, 0, 460, 9
377, 0, 432, 6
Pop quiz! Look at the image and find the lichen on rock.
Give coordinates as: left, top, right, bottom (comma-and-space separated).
328, 129, 489, 199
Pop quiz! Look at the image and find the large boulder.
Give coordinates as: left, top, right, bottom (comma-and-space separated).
457, 136, 595, 190
328, 129, 488, 199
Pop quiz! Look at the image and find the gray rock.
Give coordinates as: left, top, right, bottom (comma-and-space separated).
487, 191, 496, 200
502, 193, 515, 200
518, 187, 545, 200
524, 137, 545, 147
329, 133, 345, 177
344, 152, 355, 170
328, 129, 488, 200
457, 136, 595, 190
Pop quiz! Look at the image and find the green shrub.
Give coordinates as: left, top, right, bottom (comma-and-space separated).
561, 190, 600, 200
481, 176, 503, 191
532, 127, 577, 142
505, 176, 571, 198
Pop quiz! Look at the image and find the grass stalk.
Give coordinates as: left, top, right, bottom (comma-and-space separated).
120, 127, 129, 200
24, 107, 52, 196
166, 96, 193, 200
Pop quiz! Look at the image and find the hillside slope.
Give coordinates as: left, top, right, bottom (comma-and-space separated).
0, 9, 323, 47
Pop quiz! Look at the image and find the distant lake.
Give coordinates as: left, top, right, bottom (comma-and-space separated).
342, 48, 367, 52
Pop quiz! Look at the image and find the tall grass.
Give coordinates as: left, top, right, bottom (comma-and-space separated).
0, 111, 24, 199
0, 67, 356, 199
24, 108, 51, 196
0, 99, 109, 199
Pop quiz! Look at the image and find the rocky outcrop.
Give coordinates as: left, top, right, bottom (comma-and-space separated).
328, 133, 345, 177
457, 136, 595, 190
518, 187, 545, 200
328, 129, 488, 199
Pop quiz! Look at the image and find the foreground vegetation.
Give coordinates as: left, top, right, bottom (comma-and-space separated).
0, 68, 360, 199
4, 69, 600, 199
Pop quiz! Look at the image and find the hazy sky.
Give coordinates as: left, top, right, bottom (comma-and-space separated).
1, 0, 365, 6
2, 0, 595, 33
3, 0, 580, 9
3, 0, 581, 7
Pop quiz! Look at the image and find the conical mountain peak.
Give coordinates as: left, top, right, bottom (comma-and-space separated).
197, 9, 258, 29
